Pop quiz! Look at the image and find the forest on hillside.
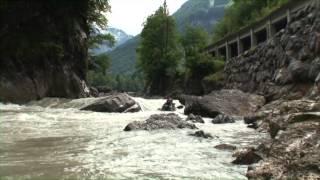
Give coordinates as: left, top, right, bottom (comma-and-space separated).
89, 0, 293, 95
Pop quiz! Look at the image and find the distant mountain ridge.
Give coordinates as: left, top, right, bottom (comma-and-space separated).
108, 0, 230, 75
91, 27, 133, 55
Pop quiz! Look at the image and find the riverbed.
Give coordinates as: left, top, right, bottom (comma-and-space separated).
0, 97, 263, 179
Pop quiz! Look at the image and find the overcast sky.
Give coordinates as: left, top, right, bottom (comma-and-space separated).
108, 0, 187, 36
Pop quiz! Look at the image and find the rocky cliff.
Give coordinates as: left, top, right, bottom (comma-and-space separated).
0, 1, 89, 103
224, 1, 320, 102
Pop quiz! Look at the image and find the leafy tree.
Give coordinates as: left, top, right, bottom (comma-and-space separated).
88, 0, 115, 51
86, 0, 116, 88
137, 1, 182, 95
181, 26, 224, 94
89, 54, 110, 74
181, 26, 212, 76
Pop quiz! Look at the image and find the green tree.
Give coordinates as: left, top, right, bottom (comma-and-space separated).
88, 0, 115, 51
137, 1, 182, 95
181, 26, 224, 94
86, 0, 116, 88
181, 26, 212, 76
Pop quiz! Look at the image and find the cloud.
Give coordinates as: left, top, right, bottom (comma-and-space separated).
108, 0, 187, 36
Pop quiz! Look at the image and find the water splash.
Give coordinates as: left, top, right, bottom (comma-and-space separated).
0, 98, 263, 179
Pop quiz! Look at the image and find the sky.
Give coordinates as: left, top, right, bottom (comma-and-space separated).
108, 0, 187, 36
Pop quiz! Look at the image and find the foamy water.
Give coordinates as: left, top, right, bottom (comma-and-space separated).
0, 97, 262, 179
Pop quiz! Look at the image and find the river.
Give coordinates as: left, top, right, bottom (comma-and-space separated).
0, 97, 262, 180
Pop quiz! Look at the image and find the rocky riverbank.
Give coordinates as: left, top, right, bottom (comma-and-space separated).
244, 99, 320, 179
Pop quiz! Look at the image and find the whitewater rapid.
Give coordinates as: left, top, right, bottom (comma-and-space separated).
0, 97, 262, 179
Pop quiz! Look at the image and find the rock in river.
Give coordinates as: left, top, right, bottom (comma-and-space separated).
81, 93, 141, 113
181, 89, 265, 118
232, 148, 262, 165
186, 113, 205, 123
124, 113, 197, 131
189, 130, 213, 139
212, 114, 235, 124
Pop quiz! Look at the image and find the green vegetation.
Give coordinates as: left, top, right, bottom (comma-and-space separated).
108, 0, 230, 75
213, 0, 290, 41
137, 2, 182, 95
181, 26, 216, 78
203, 59, 225, 85
108, 36, 141, 75
88, 0, 115, 51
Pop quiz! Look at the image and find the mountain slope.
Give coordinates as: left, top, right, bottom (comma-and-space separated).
109, 36, 140, 74
174, 0, 230, 32
92, 27, 133, 55
108, 0, 230, 75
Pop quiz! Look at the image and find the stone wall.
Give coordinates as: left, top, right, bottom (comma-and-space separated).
0, 1, 89, 103
224, 1, 320, 102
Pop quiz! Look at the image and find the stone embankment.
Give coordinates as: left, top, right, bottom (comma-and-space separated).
221, 2, 320, 179
224, 1, 320, 102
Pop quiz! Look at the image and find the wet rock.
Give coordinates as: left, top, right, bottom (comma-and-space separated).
214, 144, 237, 151
186, 113, 205, 124
161, 99, 176, 111
183, 89, 265, 118
288, 60, 312, 82
269, 120, 283, 139
247, 123, 259, 129
96, 86, 112, 93
288, 112, 320, 124
244, 112, 267, 125
189, 130, 213, 139
177, 105, 184, 109
124, 113, 197, 131
316, 73, 320, 91
89, 87, 99, 97
308, 58, 320, 80
81, 93, 141, 113
274, 68, 293, 85
212, 114, 235, 124
232, 148, 262, 165
245, 99, 320, 179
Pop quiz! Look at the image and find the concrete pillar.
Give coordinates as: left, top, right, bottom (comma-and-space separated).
215, 49, 219, 58
226, 42, 230, 61
287, 9, 291, 24
250, 29, 257, 48
316, 0, 320, 10
267, 20, 275, 39
237, 36, 243, 55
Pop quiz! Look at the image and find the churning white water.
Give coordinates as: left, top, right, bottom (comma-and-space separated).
0, 97, 262, 180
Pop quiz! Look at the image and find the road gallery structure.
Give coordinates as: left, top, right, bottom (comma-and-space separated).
205, 0, 316, 61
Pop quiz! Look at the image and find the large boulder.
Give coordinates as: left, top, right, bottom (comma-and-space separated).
288, 60, 312, 82
183, 89, 265, 118
124, 113, 197, 131
212, 114, 236, 124
232, 148, 263, 165
81, 93, 141, 113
